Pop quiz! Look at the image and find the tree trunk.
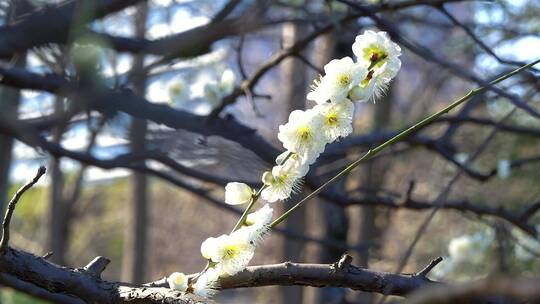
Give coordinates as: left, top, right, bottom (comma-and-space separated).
309, 32, 351, 304
281, 21, 308, 304
122, 2, 149, 284
0, 0, 31, 220
0, 84, 21, 215
49, 98, 67, 265
355, 86, 394, 303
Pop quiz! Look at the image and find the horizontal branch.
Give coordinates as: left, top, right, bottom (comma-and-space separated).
149, 259, 440, 297
218, 262, 438, 295
0, 247, 207, 304
0, 65, 280, 163
405, 276, 540, 304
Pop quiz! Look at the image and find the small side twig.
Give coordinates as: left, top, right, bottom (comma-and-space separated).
83, 256, 111, 278
415, 257, 443, 278
330, 253, 353, 274
0, 166, 46, 253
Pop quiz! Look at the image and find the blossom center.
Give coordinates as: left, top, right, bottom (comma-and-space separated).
170, 84, 183, 95
364, 46, 388, 68
337, 74, 351, 87
223, 245, 239, 260
174, 276, 185, 285
326, 113, 338, 126
297, 126, 313, 141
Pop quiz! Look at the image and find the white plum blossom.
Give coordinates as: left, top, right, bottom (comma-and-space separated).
352, 30, 401, 81
168, 78, 190, 105
448, 235, 477, 261
277, 109, 326, 162
307, 57, 368, 104
193, 267, 220, 298
260, 164, 302, 203
314, 99, 355, 142
167, 272, 188, 291
225, 182, 254, 205
348, 65, 388, 102
191, 30, 403, 298
220, 69, 235, 93
276, 151, 310, 176
203, 69, 236, 108
200, 229, 256, 276
448, 231, 493, 263
246, 204, 274, 228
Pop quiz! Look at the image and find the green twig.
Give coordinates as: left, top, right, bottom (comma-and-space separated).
231, 185, 267, 232
271, 59, 539, 228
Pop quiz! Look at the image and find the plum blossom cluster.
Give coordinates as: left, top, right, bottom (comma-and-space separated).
167, 30, 401, 297
433, 226, 540, 281
168, 69, 235, 112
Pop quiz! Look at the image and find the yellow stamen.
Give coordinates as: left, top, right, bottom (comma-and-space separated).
337, 74, 351, 87
326, 113, 338, 126
297, 126, 312, 141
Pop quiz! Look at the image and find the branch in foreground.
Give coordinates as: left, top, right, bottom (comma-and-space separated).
404, 277, 540, 304
150, 257, 441, 297
0, 247, 208, 304
218, 262, 438, 296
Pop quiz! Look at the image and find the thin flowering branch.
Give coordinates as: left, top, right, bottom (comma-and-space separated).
271, 59, 540, 228
338, 0, 540, 120
184, 30, 407, 298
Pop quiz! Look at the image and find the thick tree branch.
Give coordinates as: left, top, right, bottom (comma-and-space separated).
218, 262, 438, 295
0, 247, 208, 304
150, 258, 441, 297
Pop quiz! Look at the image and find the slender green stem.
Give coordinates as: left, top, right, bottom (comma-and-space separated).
230, 151, 294, 232
271, 59, 539, 228
231, 185, 267, 232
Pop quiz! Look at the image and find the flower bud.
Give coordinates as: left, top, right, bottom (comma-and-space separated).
262, 171, 274, 185
225, 182, 253, 205
168, 272, 188, 291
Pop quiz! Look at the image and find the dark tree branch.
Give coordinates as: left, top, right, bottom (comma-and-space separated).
436, 4, 537, 71
217, 262, 437, 296
0, 247, 208, 304
83, 256, 111, 279
148, 257, 443, 297
0, 0, 145, 58
404, 277, 540, 304
415, 257, 443, 278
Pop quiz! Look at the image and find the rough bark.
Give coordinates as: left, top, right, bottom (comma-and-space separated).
0, 247, 207, 304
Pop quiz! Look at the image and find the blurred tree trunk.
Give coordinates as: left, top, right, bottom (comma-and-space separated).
311, 32, 350, 304
122, 2, 149, 284
0, 0, 30, 220
49, 98, 67, 265
0, 73, 22, 215
281, 22, 308, 304
355, 87, 394, 303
